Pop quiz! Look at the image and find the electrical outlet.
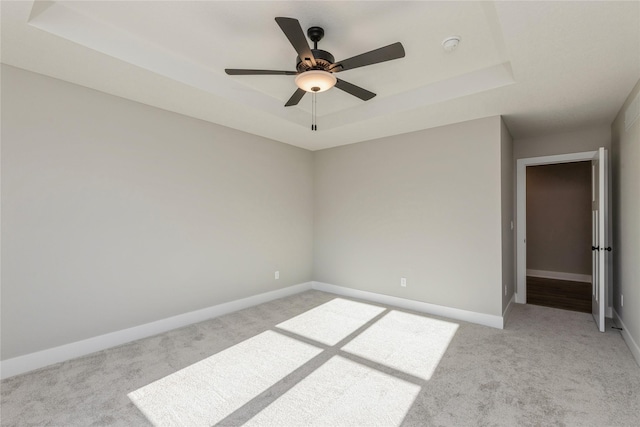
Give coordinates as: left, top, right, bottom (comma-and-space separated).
621, 294, 624, 307
275, 271, 279, 280
400, 277, 407, 287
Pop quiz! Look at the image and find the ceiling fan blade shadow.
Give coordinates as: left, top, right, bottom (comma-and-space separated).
331, 42, 405, 72
225, 69, 297, 75
275, 17, 316, 68
285, 88, 307, 107
335, 79, 376, 101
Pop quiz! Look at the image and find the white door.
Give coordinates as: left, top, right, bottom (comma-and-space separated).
591, 147, 608, 332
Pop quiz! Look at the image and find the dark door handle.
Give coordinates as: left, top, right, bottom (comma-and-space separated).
604, 246, 612, 252
592, 246, 599, 251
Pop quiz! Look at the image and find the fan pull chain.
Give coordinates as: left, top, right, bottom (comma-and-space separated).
311, 91, 317, 131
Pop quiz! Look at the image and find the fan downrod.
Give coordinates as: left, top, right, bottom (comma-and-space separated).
307, 26, 324, 49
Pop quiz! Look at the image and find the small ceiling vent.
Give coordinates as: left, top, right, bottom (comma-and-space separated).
625, 91, 640, 131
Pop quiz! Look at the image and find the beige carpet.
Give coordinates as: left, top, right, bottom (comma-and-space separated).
276, 297, 385, 345
1, 290, 639, 426
128, 330, 322, 426
341, 310, 458, 380
127, 298, 454, 426
244, 355, 420, 426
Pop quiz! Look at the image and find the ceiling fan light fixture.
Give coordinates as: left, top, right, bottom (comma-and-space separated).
295, 70, 337, 93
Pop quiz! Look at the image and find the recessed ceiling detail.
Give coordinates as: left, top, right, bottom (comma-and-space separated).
1, 1, 638, 150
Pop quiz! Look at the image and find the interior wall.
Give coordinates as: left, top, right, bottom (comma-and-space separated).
514, 126, 611, 159
526, 162, 592, 276
611, 78, 640, 361
1, 65, 314, 360
313, 116, 504, 317
500, 118, 515, 312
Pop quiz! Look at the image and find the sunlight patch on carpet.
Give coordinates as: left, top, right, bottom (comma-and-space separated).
244, 355, 420, 427
342, 310, 458, 380
276, 298, 386, 345
127, 330, 322, 426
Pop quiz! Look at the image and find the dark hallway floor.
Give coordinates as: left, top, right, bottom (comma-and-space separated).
526, 276, 591, 313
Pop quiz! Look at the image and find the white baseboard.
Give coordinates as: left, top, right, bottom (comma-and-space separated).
526, 269, 591, 283
502, 293, 516, 327
0, 282, 313, 380
613, 309, 640, 368
311, 281, 505, 329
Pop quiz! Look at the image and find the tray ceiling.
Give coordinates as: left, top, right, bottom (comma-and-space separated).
2, 1, 638, 150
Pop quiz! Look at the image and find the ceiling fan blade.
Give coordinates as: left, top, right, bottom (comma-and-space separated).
335, 79, 376, 101
225, 69, 297, 75
275, 17, 316, 67
331, 42, 405, 72
285, 88, 306, 107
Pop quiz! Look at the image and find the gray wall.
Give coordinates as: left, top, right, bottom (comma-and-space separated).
313, 117, 504, 316
514, 126, 611, 160
1, 65, 314, 360
1, 65, 519, 363
611, 78, 640, 360
526, 162, 592, 275
501, 119, 515, 312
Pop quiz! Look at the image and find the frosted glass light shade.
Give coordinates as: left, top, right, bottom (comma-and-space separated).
295, 70, 337, 93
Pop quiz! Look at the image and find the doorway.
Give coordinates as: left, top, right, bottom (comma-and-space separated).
515, 149, 610, 331
525, 161, 592, 313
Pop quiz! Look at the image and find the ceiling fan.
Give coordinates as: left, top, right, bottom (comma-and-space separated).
225, 17, 405, 108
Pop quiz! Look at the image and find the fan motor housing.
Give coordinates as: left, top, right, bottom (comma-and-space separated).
296, 49, 335, 73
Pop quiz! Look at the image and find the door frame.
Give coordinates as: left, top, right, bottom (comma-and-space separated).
515, 151, 597, 304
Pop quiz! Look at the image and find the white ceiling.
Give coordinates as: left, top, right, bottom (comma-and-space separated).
2, 1, 639, 150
